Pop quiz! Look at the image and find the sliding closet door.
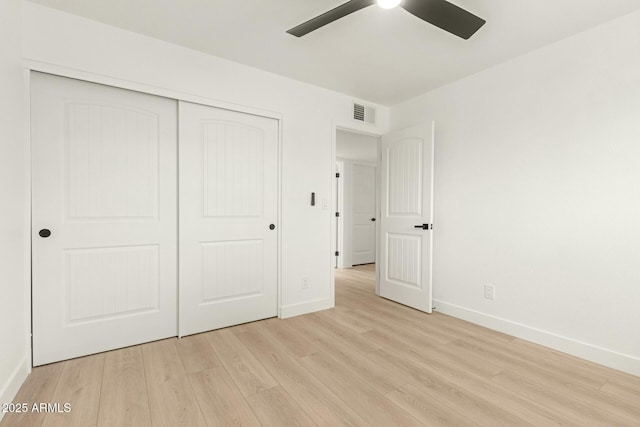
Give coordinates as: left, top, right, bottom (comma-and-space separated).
179, 101, 278, 336
32, 73, 178, 366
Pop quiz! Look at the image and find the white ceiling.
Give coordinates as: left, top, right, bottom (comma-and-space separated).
28, 0, 640, 106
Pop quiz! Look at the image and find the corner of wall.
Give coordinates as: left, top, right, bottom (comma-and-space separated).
0, 355, 30, 422
0, 0, 29, 418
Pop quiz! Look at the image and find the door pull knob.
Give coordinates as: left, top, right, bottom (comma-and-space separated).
39, 229, 52, 238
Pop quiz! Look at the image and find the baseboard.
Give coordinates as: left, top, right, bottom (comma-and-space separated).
0, 354, 30, 423
433, 299, 640, 377
280, 297, 334, 319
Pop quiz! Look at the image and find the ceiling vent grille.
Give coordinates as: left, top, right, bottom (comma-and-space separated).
353, 102, 376, 124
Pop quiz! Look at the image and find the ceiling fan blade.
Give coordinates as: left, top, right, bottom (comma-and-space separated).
401, 0, 486, 40
287, 0, 377, 37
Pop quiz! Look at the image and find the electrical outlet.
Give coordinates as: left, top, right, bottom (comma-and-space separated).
302, 277, 310, 290
484, 284, 495, 300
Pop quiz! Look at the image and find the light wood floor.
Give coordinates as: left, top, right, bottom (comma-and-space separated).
3, 264, 640, 426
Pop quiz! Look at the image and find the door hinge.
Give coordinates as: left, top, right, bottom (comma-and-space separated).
336, 173, 340, 178
335, 212, 340, 217
335, 251, 339, 256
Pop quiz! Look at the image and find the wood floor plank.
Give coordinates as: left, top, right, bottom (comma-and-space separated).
451, 371, 573, 426
452, 335, 640, 422
369, 340, 575, 426
426, 311, 515, 345
429, 340, 505, 379
246, 386, 317, 427
295, 312, 382, 355
475, 336, 608, 389
141, 339, 206, 427
205, 327, 278, 397
343, 305, 455, 345
0, 362, 64, 427
518, 368, 640, 423
233, 322, 370, 427
314, 307, 373, 334
97, 347, 151, 427
42, 354, 105, 427
338, 287, 430, 328
601, 379, 640, 406
175, 333, 221, 375
188, 367, 261, 427
386, 383, 479, 427
176, 333, 261, 426
363, 327, 503, 380
298, 324, 411, 393
300, 351, 424, 427
260, 317, 319, 357
492, 370, 636, 426
451, 337, 604, 391
285, 312, 415, 393
367, 348, 533, 427
512, 338, 638, 389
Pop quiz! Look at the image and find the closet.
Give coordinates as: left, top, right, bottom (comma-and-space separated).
31, 72, 279, 365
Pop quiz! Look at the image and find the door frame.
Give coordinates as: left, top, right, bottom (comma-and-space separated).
335, 159, 343, 269
331, 124, 384, 301
24, 61, 283, 366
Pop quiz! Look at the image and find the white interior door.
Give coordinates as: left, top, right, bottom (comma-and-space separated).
32, 72, 178, 366
352, 163, 376, 265
379, 123, 434, 313
179, 101, 278, 336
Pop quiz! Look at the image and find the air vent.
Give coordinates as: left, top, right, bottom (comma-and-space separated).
353, 102, 376, 124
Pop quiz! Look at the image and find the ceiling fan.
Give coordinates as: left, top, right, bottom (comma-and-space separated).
287, 0, 486, 40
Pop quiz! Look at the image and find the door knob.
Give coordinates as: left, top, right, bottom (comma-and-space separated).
39, 229, 52, 238
414, 224, 432, 230
370, 218, 376, 222
269, 224, 276, 230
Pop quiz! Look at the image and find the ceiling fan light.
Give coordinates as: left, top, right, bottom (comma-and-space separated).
377, 0, 401, 9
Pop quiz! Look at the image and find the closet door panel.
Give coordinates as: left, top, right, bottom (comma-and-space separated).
179, 101, 278, 336
32, 72, 178, 366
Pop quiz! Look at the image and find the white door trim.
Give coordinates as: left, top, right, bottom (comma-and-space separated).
24, 60, 283, 122
21, 67, 33, 372
335, 160, 344, 269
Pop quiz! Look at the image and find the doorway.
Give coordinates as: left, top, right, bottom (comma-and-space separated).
335, 129, 380, 273
332, 123, 436, 314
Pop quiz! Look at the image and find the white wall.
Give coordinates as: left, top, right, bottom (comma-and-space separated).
22, 2, 389, 319
391, 10, 640, 375
0, 0, 29, 417
336, 129, 379, 163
